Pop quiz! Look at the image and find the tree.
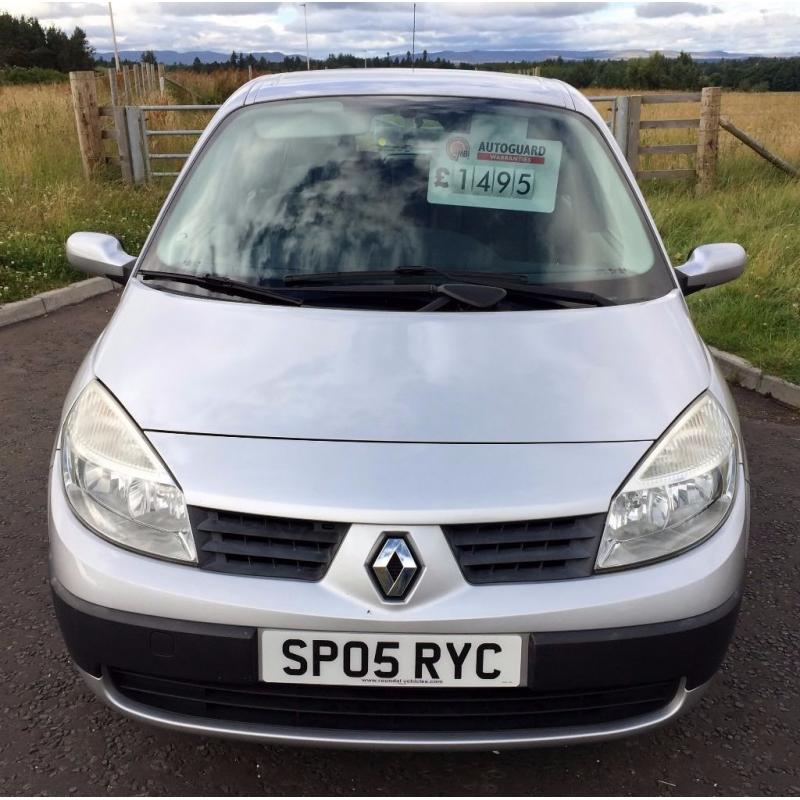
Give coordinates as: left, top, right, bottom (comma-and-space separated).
140, 49, 156, 64
1, 12, 91, 71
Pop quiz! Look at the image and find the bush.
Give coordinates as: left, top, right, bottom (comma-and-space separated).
0, 66, 67, 85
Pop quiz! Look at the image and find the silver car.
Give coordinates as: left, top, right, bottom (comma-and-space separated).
51, 69, 749, 750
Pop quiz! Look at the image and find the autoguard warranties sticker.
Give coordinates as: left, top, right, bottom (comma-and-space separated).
427, 115, 563, 213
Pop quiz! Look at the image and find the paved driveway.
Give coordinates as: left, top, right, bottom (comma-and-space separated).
1, 295, 798, 795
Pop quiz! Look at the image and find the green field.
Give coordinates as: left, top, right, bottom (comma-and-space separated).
1, 80, 798, 384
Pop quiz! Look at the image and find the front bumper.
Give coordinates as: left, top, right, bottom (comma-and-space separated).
53, 579, 739, 749
49, 454, 748, 748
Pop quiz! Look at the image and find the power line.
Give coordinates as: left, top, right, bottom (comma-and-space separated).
411, 3, 416, 68
303, 4, 310, 70
108, 1, 120, 72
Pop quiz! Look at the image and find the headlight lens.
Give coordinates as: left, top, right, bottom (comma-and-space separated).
61, 381, 196, 562
596, 393, 737, 570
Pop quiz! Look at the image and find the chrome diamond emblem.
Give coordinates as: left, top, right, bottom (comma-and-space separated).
371, 536, 419, 599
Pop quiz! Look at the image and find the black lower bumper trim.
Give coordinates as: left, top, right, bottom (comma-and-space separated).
107, 667, 681, 733
51, 579, 740, 694
52, 580, 258, 684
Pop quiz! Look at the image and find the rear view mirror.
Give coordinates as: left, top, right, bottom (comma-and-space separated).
675, 243, 747, 295
66, 232, 136, 284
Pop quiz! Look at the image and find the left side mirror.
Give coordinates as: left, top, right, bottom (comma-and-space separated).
675, 243, 747, 296
66, 232, 137, 284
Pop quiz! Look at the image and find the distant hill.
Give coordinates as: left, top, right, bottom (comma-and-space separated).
95, 47, 772, 66
428, 48, 764, 63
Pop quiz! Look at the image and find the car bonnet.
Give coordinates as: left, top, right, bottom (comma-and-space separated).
93, 280, 709, 444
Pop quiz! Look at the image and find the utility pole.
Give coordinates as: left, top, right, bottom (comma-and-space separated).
411, 3, 416, 67
108, 1, 120, 72
303, 4, 311, 70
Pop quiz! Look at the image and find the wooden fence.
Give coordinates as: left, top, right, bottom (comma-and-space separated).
72, 70, 723, 190
106, 62, 166, 105
587, 88, 720, 190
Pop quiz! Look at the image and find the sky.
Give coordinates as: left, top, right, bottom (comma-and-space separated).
5, 0, 800, 57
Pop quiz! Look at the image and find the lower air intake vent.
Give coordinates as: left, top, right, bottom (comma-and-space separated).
442, 514, 605, 584
108, 669, 679, 734
189, 507, 348, 581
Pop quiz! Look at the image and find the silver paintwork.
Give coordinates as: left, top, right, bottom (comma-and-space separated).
371, 537, 419, 599
92, 281, 709, 443
49, 459, 747, 631
51, 71, 749, 746
65, 232, 135, 279
245, 69, 575, 109
142, 433, 652, 523
676, 243, 748, 293
75, 665, 709, 750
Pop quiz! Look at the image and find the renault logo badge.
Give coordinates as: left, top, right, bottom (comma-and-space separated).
371, 536, 420, 600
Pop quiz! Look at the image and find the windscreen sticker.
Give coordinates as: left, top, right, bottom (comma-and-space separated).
427, 115, 563, 213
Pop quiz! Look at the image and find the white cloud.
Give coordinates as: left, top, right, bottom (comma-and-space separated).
635, 2, 720, 18
4, 0, 798, 56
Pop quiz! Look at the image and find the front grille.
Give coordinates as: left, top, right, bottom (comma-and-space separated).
442, 514, 605, 584
109, 670, 678, 733
189, 507, 349, 580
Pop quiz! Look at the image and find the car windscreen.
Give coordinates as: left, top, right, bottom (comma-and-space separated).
142, 95, 674, 304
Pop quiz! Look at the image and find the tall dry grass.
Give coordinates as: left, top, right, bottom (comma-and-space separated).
1, 79, 798, 381
168, 67, 262, 104
0, 81, 163, 301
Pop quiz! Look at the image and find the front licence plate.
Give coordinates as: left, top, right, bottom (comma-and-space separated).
260, 631, 524, 688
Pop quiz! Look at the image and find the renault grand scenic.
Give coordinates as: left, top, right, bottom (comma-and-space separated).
50, 70, 749, 749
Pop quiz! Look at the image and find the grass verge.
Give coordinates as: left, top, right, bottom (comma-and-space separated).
645, 162, 800, 385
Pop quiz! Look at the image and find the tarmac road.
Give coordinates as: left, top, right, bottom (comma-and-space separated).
1, 294, 798, 796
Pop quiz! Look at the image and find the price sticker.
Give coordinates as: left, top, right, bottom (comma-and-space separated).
427, 115, 562, 213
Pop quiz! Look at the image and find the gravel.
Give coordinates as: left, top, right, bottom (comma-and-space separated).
0, 295, 798, 796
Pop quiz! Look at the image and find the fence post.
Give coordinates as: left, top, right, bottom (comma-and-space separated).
106, 67, 118, 106
625, 95, 642, 176
696, 86, 722, 193
122, 65, 132, 103
134, 63, 143, 98
113, 106, 133, 183
248, 64, 253, 81
69, 71, 103, 179
611, 95, 629, 154
125, 106, 148, 183
158, 63, 166, 97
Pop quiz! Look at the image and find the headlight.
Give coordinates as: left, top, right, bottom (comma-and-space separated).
596, 393, 737, 571
61, 381, 196, 562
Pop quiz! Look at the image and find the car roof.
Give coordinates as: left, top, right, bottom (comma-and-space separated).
240, 68, 580, 111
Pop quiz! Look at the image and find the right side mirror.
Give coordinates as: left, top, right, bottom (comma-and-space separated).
66, 232, 137, 284
675, 243, 747, 296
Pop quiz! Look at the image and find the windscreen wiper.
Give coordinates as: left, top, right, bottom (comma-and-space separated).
283, 266, 529, 286
138, 270, 303, 306
284, 267, 613, 306
500, 283, 615, 307
395, 268, 614, 306
139, 269, 612, 311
